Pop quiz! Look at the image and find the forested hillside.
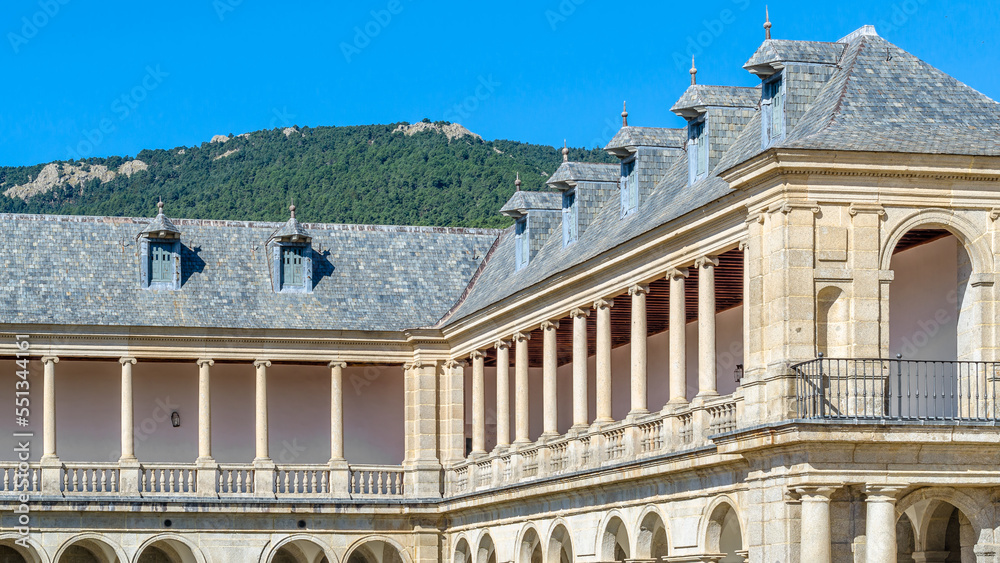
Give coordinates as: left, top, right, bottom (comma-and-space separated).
0, 122, 614, 228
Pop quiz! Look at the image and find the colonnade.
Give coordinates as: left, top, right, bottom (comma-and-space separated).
795, 484, 908, 563
466, 256, 725, 457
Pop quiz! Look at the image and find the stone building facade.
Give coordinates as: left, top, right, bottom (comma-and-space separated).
1, 24, 999, 563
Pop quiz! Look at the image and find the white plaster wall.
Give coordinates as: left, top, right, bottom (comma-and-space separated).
889, 236, 959, 361
0, 360, 404, 465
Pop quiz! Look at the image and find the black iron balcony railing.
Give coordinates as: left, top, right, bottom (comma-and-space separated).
793, 358, 1000, 422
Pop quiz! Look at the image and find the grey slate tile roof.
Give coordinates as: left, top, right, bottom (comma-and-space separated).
546, 162, 619, 187
0, 214, 499, 332
499, 190, 563, 217
670, 85, 760, 117
743, 39, 846, 70
605, 127, 686, 151
138, 210, 181, 238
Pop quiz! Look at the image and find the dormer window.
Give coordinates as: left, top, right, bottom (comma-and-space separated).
138, 201, 182, 291
514, 217, 529, 271
620, 157, 638, 217
761, 72, 785, 147
687, 118, 709, 184
270, 205, 314, 293
562, 189, 578, 247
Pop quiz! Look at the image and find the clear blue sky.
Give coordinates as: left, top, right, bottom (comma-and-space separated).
2, 0, 997, 167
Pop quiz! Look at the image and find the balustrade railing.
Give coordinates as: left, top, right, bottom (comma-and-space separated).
794, 358, 1000, 422
140, 464, 196, 494
348, 464, 404, 497
0, 463, 39, 493
275, 465, 330, 495
217, 465, 254, 495
63, 463, 119, 494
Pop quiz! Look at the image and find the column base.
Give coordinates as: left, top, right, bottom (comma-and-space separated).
468, 450, 488, 461
40, 456, 62, 495
195, 460, 218, 498
252, 458, 275, 498
491, 444, 510, 455
538, 432, 560, 443
626, 408, 650, 420
590, 418, 615, 431
404, 461, 442, 499
328, 459, 350, 495
568, 423, 590, 435
119, 458, 141, 495
511, 439, 532, 450
694, 390, 720, 401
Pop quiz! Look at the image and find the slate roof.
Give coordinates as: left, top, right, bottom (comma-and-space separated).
273, 216, 312, 241
0, 214, 499, 332
605, 127, 686, 151
743, 39, 846, 70
499, 190, 563, 217
138, 210, 181, 238
670, 85, 760, 117
546, 162, 619, 188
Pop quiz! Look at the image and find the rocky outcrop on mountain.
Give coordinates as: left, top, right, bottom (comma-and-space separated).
4, 163, 116, 199
118, 160, 148, 177
393, 122, 482, 141
210, 135, 230, 144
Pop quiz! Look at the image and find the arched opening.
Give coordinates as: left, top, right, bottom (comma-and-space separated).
57, 538, 121, 563
546, 525, 573, 563
453, 538, 471, 563
476, 534, 496, 563
0, 545, 28, 563
0, 539, 42, 563
517, 529, 541, 563
706, 502, 743, 563
888, 229, 986, 419
135, 538, 201, 563
636, 511, 669, 560
918, 501, 976, 562
346, 540, 405, 563
600, 516, 630, 562
896, 512, 916, 562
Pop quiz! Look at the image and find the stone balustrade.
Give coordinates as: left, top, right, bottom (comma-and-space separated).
447, 393, 742, 496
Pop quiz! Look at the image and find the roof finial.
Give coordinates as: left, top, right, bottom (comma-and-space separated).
764, 5, 772, 40
157, 197, 164, 214
690, 56, 697, 85
562, 140, 569, 162
515, 172, 521, 191
621, 101, 628, 127
289, 203, 296, 219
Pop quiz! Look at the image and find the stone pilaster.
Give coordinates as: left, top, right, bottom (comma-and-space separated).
629, 284, 650, 417
668, 268, 690, 405
439, 359, 465, 466
593, 298, 614, 425
403, 360, 442, 499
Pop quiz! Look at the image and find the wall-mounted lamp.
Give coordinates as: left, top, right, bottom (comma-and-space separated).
170, 411, 180, 428
733, 364, 744, 383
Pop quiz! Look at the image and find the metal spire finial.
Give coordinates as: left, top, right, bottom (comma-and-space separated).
562, 140, 569, 162
621, 101, 628, 127
515, 172, 521, 191
690, 56, 697, 85
764, 6, 772, 40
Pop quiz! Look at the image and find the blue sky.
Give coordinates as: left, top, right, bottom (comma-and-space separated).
1, 0, 997, 167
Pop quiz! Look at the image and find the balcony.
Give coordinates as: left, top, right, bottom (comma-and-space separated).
794, 358, 1000, 423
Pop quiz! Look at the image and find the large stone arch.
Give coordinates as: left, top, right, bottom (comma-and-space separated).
260, 535, 336, 563
595, 511, 630, 562
700, 495, 744, 560
452, 536, 471, 563
133, 534, 207, 563
0, 534, 48, 563
53, 534, 127, 563
544, 523, 572, 563
514, 525, 541, 563
897, 486, 994, 545
879, 209, 993, 274
342, 536, 409, 563
474, 532, 496, 563
634, 506, 670, 560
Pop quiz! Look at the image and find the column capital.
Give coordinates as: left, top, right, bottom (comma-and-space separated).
592, 298, 614, 310
404, 360, 433, 371
253, 359, 271, 369
794, 484, 839, 499
667, 267, 690, 280
864, 484, 906, 501
196, 358, 215, 367
119, 357, 137, 366
694, 255, 720, 269
738, 238, 750, 251
469, 350, 485, 361
328, 360, 347, 369
41, 356, 59, 365
569, 308, 590, 319
494, 339, 511, 351
540, 320, 560, 331
512, 331, 531, 343
444, 359, 466, 370
628, 283, 649, 296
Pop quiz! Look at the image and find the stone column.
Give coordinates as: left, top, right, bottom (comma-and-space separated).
570, 308, 590, 432
797, 486, 837, 563
629, 284, 650, 417
541, 321, 560, 440
696, 257, 720, 398
669, 268, 690, 404
403, 360, 442, 498
593, 299, 614, 425
494, 340, 511, 450
196, 359, 214, 463
865, 485, 903, 563
40, 356, 60, 494
470, 351, 486, 457
513, 332, 531, 446
328, 361, 349, 493
253, 359, 271, 462
40, 356, 59, 462
119, 357, 138, 462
